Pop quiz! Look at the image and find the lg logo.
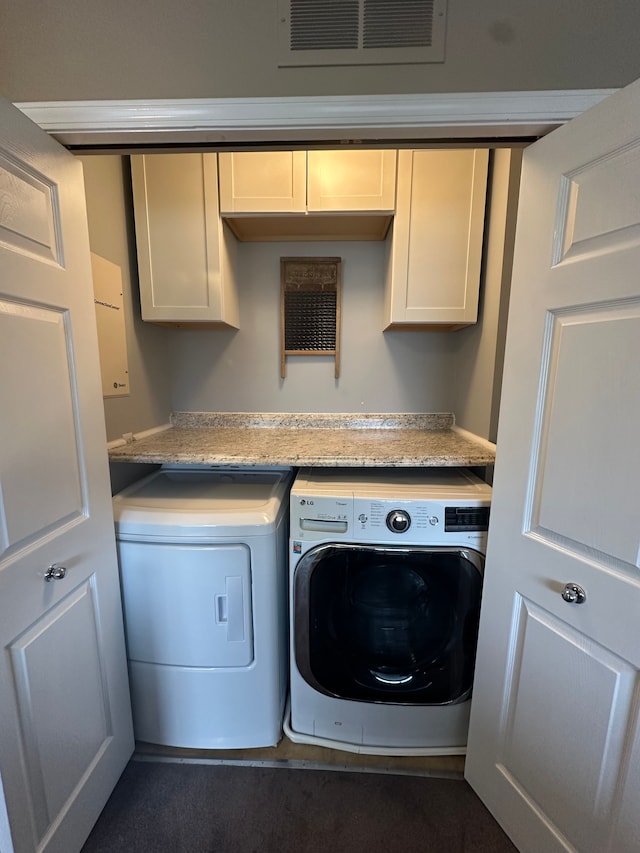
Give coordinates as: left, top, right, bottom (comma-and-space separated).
299, 498, 314, 506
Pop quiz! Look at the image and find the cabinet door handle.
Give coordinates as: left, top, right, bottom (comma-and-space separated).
561, 582, 586, 604
44, 564, 67, 582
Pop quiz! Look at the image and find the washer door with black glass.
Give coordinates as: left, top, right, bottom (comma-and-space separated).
293, 544, 483, 705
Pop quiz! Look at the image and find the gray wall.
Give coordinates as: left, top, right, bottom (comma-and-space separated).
452, 148, 522, 442
168, 239, 458, 414
2, 1, 640, 102
80, 155, 171, 491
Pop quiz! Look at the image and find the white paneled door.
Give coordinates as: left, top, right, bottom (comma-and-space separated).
465, 80, 640, 851
0, 97, 133, 852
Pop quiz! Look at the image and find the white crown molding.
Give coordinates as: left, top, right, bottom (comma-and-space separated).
16, 90, 616, 147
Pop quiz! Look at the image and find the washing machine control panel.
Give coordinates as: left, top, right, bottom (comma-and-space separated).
291, 493, 489, 547
354, 498, 438, 542
354, 498, 488, 547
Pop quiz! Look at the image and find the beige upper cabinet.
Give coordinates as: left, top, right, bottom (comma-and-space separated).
306, 150, 396, 212
384, 149, 489, 330
131, 153, 239, 327
218, 151, 306, 214
218, 150, 397, 241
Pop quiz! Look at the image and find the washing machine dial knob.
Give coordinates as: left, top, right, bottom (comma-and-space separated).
386, 509, 411, 533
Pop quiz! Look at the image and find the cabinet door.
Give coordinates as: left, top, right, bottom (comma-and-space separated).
384, 149, 489, 329
218, 151, 306, 213
131, 153, 238, 327
307, 149, 397, 212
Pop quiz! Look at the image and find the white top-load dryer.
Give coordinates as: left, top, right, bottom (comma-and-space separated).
112, 464, 292, 749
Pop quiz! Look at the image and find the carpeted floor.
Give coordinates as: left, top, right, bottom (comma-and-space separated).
81, 758, 518, 853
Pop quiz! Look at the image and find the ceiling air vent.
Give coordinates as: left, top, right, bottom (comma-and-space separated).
278, 0, 447, 67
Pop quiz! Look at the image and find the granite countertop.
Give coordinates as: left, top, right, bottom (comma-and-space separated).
107, 413, 496, 467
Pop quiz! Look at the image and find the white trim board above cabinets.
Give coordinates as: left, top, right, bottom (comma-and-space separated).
17, 91, 615, 146
129, 148, 493, 330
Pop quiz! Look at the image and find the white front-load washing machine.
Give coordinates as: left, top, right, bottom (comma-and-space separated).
112, 464, 292, 749
286, 467, 492, 755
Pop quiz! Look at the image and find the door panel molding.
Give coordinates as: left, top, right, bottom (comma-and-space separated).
9, 579, 113, 845
498, 595, 640, 853
0, 300, 85, 563
525, 299, 640, 568
555, 140, 640, 264
0, 152, 61, 265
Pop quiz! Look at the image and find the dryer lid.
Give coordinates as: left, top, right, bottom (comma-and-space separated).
113, 466, 292, 536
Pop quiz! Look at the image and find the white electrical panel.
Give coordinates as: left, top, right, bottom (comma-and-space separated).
91, 252, 130, 397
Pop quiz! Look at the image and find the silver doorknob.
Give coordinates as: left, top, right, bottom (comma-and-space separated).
44, 564, 67, 582
561, 582, 586, 604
